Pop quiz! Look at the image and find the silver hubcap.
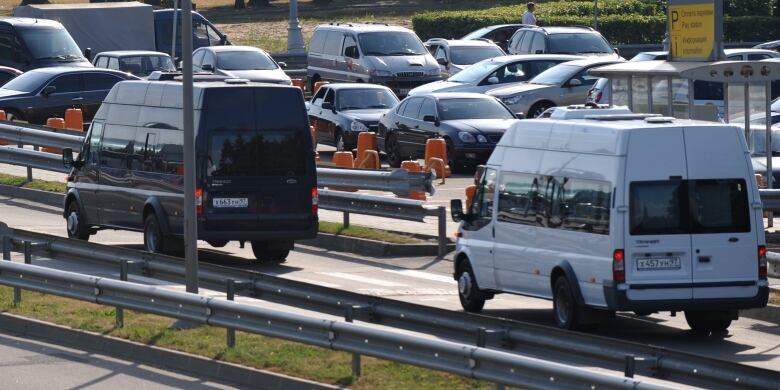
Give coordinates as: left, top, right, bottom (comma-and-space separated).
67, 211, 79, 235
555, 286, 570, 324
337, 136, 345, 151
458, 272, 472, 297
145, 226, 158, 252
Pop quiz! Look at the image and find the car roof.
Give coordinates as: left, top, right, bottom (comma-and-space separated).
27, 67, 130, 76
426, 39, 500, 48
318, 83, 392, 91
422, 92, 498, 100
0, 17, 63, 28
476, 54, 585, 65
96, 50, 170, 57
520, 26, 600, 35
724, 48, 779, 55
196, 45, 268, 53
315, 23, 412, 33
551, 58, 624, 68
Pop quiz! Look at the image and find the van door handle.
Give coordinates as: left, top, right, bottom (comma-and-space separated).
698, 256, 711, 263
728, 237, 739, 242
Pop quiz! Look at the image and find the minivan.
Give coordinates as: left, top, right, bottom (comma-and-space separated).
450, 106, 769, 332
0, 17, 92, 71
62, 78, 318, 262
307, 23, 442, 97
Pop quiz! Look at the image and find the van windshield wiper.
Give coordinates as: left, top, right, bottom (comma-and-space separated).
387, 52, 423, 56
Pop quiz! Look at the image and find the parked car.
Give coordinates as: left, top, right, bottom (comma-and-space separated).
424, 38, 505, 77
93, 51, 176, 79
487, 58, 623, 118
0, 17, 92, 71
307, 83, 399, 151
0, 66, 22, 86
408, 54, 583, 96
507, 26, 620, 59
754, 39, 780, 52
378, 92, 519, 171
461, 24, 530, 52
450, 106, 768, 331
193, 46, 291, 85
0, 67, 137, 124
307, 23, 441, 97
62, 78, 317, 262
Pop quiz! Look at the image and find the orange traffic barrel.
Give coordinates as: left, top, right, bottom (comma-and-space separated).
313, 80, 329, 93
0, 110, 7, 145
424, 138, 450, 179
465, 184, 477, 211
355, 132, 379, 169
43, 118, 65, 154
291, 79, 305, 93
357, 150, 380, 169
401, 160, 426, 200
64, 108, 83, 131
333, 151, 355, 169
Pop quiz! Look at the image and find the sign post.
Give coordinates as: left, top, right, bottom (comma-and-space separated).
182, 0, 199, 296
667, 0, 724, 62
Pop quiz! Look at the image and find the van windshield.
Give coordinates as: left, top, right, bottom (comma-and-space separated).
208, 130, 305, 177
18, 27, 83, 61
358, 32, 427, 56
630, 179, 750, 235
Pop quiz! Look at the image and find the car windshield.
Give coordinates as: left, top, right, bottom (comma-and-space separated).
529, 64, 578, 85
771, 98, 780, 112
217, 51, 277, 70
548, 33, 612, 55
450, 46, 504, 65
461, 27, 491, 40
338, 89, 399, 110
449, 60, 498, 83
439, 98, 515, 120
18, 27, 83, 60
118, 56, 176, 76
358, 32, 427, 56
1, 71, 49, 92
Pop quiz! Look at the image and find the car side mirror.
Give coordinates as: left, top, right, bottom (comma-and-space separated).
451, 199, 464, 222
613, 47, 620, 55
83, 48, 92, 61
568, 79, 582, 87
278, 61, 287, 69
322, 102, 335, 111
535, 49, 544, 54
42, 85, 56, 96
201, 63, 214, 72
436, 57, 448, 66
487, 76, 499, 84
423, 115, 439, 125
62, 148, 74, 169
220, 35, 229, 45
345, 46, 360, 59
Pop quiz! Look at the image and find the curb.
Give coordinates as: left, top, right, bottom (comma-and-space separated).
0, 183, 63, 207
0, 312, 338, 390
301, 231, 455, 257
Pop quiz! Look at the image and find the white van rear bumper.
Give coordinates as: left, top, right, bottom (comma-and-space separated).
602, 280, 769, 311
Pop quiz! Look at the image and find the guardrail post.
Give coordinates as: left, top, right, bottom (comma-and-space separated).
624, 355, 635, 378
116, 259, 128, 328
345, 305, 361, 378
13, 241, 32, 307
2, 236, 10, 260
437, 206, 447, 258
227, 279, 236, 348
343, 211, 350, 229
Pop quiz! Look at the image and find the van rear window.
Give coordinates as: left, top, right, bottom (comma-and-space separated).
630, 179, 750, 235
208, 130, 305, 177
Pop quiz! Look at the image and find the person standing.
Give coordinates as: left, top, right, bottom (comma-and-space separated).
522, 2, 537, 26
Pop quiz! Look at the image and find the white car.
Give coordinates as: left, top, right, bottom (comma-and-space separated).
192, 45, 292, 85
450, 106, 769, 331
424, 38, 505, 77
408, 54, 583, 96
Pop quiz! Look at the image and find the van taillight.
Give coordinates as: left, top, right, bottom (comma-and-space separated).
311, 187, 319, 214
759, 245, 767, 280
195, 188, 203, 216
613, 249, 625, 283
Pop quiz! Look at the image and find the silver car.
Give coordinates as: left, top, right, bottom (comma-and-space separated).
307, 23, 442, 97
192, 46, 292, 85
424, 38, 505, 77
487, 58, 623, 118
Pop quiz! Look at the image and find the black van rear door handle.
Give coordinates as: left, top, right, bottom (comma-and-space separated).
698, 256, 711, 263
728, 237, 739, 242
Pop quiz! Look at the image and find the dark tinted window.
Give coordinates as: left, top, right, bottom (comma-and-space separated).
84, 122, 104, 164
84, 73, 123, 91
337, 88, 398, 110
156, 129, 183, 175
208, 129, 305, 177
323, 32, 343, 56
18, 27, 82, 59
100, 124, 135, 170
358, 32, 427, 56
548, 33, 612, 55
497, 172, 541, 225
0, 72, 16, 86
401, 97, 423, 118
630, 179, 750, 235
49, 74, 82, 94
748, 53, 772, 60
132, 130, 157, 171
438, 98, 514, 120
216, 51, 277, 70
309, 30, 327, 54
693, 81, 723, 100
0, 32, 16, 62
2, 70, 49, 92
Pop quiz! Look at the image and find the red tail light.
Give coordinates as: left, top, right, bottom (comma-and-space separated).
613, 249, 625, 283
311, 187, 319, 214
759, 245, 767, 280
195, 188, 203, 216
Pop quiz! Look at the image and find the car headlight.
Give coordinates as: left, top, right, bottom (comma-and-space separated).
371, 69, 393, 77
425, 68, 441, 77
458, 132, 476, 143
350, 121, 368, 132
476, 134, 488, 143
502, 94, 525, 106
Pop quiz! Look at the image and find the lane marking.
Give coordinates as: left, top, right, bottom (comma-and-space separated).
285, 276, 341, 289
383, 269, 456, 285
319, 272, 408, 287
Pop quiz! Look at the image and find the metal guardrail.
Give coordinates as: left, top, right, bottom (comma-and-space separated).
0, 146, 69, 173
0, 122, 83, 150
765, 252, 780, 278
0, 259, 662, 390
317, 167, 435, 196
0, 224, 777, 390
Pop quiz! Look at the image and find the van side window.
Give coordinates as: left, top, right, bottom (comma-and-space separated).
155, 129, 183, 175
95, 56, 109, 68
101, 124, 136, 170
84, 122, 104, 164
108, 57, 120, 70
323, 32, 343, 56
132, 131, 157, 172
559, 178, 611, 234
309, 30, 327, 54
497, 172, 541, 225
471, 168, 497, 219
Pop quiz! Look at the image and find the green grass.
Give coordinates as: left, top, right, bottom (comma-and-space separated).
319, 221, 421, 244
0, 173, 66, 193
0, 286, 501, 389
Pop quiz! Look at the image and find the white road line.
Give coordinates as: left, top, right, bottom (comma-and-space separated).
319, 272, 408, 287
383, 269, 456, 285
285, 276, 341, 289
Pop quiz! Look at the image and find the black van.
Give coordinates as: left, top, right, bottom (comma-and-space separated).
0, 18, 92, 71
62, 78, 318, 262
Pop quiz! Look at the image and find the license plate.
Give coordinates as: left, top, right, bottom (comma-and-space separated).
637, 257, 681, 270
398, 88, 410, 95
212, 198, 248, 208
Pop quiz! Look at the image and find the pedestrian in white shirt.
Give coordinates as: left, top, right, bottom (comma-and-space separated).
522, 2, 537, 26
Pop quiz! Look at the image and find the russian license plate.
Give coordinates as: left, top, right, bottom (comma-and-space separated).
213, 198, 248, 208
398, 88, 410, 95
637, 257, 681, 270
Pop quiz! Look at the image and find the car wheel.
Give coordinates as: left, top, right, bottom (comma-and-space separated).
251, 241, 289, 263
528, 102, 554, 118
445, 138, 469, 174
684, 311, 733, 333
143, 213, 164, 254
385, 133, 403, 168
65, 201, 90, 240
552, 276, 581, 329
5, 109, 24, 122
457, 260, 487, 312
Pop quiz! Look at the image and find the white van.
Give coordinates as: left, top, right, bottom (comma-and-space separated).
450, 107, 770, 331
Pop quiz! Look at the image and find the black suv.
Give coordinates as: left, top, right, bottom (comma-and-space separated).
507, 26, 619, 58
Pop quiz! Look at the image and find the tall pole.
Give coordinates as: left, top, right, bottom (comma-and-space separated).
594, 0, 599, 30
171, 0, 179, 59
181, 0, 199, 295
287, 0, 305, 53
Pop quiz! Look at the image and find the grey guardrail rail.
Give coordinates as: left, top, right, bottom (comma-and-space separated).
0, 122, 83, 150
0, 146, 69, 173
1, 224, 776, 390
317, 167, 435, 196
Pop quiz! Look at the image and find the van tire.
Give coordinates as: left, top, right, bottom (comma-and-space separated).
251, 241, 289, 263
143, 213, 165, 254
553, 276, 581, 329
684, 310, 733, 333
65, 201, 90, 241
385, 133, 403, 168
457, 261, 487, 312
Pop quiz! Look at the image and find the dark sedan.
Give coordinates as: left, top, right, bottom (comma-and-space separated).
307, 83, 399, 151
0, 66, 22, 86
0, 67, 137, 124
378, 92, 519, 172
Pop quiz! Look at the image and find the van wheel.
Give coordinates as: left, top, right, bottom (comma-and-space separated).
385, 133, 403, 168
684, 311, 733, 333
144, 213, 164, 254
207, 240, 228, 248
553, 276, 581, 329
457, 261, 487, 312
251, 241, 289, 263
65, 201, 90, 240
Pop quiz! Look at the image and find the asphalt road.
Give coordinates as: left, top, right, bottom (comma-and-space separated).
1, 195, 779, 374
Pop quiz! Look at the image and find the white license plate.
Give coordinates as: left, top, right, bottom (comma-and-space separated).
398, 88, 410, 95
637, 257, 681, 270
212, 198, 248, 208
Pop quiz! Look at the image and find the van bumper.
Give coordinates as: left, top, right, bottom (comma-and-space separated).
602, 281, 769, 311
198, 221, 318, 242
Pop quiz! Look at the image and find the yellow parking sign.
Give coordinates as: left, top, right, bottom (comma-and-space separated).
669, 2, 716, 60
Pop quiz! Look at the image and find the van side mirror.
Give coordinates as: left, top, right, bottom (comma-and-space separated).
220, 35, 229, 45
62, 148, 74, 169
345, 46, 360, 59
278, 61, 288, 69
322, 102, 335, 111
451, 199, 464, 222
423, 115, 439, 125
613, 47, 620, 55
201, 63, 214, 72
42, 85, 56, 96
436, 57, 448, 66
83, 48, 92, 61
487, 76, 499, 84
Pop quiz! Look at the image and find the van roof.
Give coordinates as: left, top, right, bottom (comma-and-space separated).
0, 17, 64, 29
315, 23, 412, 33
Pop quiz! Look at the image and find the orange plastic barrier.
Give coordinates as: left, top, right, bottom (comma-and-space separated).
291, 79, 305, 93
313, 81, 329, 93
310, 125, 319, 161
424, 138, 451, 180
0, 110, 7, 145
354, 132, 379, 169
333, 151, 355, 168
356, 150, 380, 169
401, 160, 426, 200
64, 108, 83, 131
43, 118, 65, 154
465, 184, 477, 211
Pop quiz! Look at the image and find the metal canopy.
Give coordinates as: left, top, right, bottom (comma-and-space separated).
589, 60, 706, 78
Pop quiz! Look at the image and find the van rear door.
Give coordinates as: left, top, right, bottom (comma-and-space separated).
683, 126, 758, 299
625, 128, 693, 301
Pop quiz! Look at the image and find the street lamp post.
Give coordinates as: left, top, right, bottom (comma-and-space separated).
181, 0, 199, 295
288, 0, 305, 53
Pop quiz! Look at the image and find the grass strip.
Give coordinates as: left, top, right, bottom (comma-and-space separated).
0, 173, 66, 193
0, 286, 499, 389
